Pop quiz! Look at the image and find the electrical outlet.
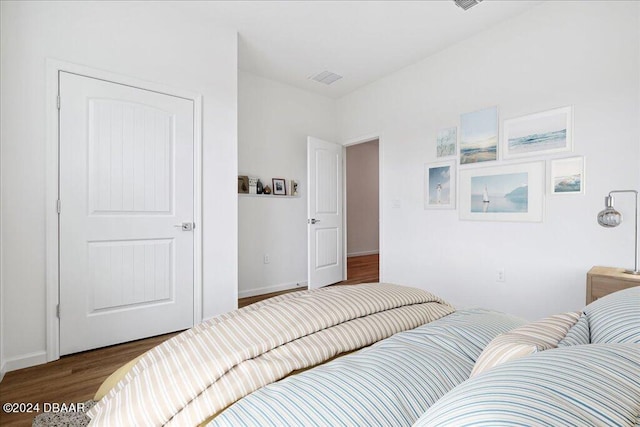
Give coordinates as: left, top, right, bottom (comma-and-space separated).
263, 254, 270, 264
496, 268, 505, 282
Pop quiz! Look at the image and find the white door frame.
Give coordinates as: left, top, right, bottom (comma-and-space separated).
341, 134, 383, 282
45, 59, 203, 362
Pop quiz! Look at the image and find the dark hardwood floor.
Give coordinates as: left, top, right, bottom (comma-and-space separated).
0, 254, 379, 426
341, 253, 380, 285
0, 333, 180, 427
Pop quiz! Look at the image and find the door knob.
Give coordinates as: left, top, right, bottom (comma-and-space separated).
308, 218, 321, 224
174, 222, 195, 231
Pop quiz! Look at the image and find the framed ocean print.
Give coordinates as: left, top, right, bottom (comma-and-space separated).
459, 106, 498, 165
436, 127, 457, 158
550, 156, 585, 195
424, 160, 456, 210
503, 106, 573, 159
459, 161, 545, 222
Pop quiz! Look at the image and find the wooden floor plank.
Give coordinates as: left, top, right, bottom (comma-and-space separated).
0, 254, 379, 426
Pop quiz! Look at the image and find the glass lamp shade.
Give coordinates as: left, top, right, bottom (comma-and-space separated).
597, 207, 622, 227
597, 190, 639, 275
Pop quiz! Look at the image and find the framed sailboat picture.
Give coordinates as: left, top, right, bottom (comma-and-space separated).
424, 160, 456, 210
459, 161, 545, 222
502, 106, 573, 159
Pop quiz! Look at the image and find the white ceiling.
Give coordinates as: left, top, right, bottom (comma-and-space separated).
175, 1, 543, 99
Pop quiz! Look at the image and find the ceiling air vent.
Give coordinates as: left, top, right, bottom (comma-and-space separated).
454, 0, 483, 11
309, 70, 343, 85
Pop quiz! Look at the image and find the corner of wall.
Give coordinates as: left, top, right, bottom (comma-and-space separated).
0, 2, 4, 380
0, 282, 3, 382
237, 72, 338, 298
0, 173, 3, 383
0, 287, 5, 381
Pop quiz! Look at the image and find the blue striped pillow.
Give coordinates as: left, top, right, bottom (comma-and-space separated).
557, 313, 590, 346
585, 286, 640, 344
414, 344, 640, 427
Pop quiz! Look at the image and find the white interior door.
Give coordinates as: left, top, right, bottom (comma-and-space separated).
59, 72, 195, 355
307, 136, 344, 288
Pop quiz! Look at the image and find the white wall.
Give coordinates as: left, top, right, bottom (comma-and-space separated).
338, 1, 640, 320
238, 72, 337, 297
0, 1, 238, 371
346, 140, 380, 256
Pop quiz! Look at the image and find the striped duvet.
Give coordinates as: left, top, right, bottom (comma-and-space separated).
90, 283, 640, 427
212, 286, 640, 427
87, 283, 454, 426
210, 309, 526, 427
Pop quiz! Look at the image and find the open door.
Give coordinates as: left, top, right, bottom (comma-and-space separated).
307, 136, 344, 289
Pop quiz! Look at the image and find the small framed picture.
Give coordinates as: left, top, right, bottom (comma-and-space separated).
550, 156, 584, 195
424, 160, 456, 210
436, 127, 457, 158
290, 179, 299, 196
238, 175, 249, 194
272, 178, 286, 195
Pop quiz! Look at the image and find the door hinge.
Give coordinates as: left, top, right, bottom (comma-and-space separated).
56, 304, 60, 318
56, 199, 61, 214
56, 95, 61, 110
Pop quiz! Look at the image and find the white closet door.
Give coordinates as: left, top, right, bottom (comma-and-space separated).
59, 72, 194, 355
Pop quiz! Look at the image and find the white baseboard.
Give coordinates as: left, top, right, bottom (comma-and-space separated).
0, 362, 5, 383
2, 351, 47, 374
239, 281, 307, 299
347, 250, 379, 258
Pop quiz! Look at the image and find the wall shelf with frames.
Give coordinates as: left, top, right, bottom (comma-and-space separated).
238, 176, 300, 198
238, 193, 300, 199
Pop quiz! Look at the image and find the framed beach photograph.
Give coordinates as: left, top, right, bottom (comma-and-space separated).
459, 106, 498, 165
550, 156, 584, 195
503, 106, 573, 159
424, 160, 456, 210
459, 161, 545, 222
436, 127, 457, 158
272, 178, 286, 195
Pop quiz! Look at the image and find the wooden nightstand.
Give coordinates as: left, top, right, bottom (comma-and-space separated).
586, 266, 640, 304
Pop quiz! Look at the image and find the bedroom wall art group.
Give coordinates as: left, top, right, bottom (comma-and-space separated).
425, 105, 585, 221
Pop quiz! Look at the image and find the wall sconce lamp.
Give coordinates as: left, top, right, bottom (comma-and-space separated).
597, 190, 639, 275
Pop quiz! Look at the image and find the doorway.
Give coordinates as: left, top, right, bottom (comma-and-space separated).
345, 139, 380, 284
